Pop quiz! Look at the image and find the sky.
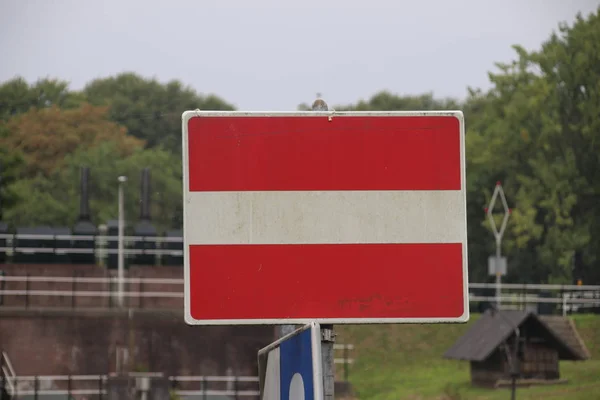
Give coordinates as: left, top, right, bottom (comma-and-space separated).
1, 0, 599, 111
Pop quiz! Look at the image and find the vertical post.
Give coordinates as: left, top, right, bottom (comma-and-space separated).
128, 308, 135, 374
343, 345, 349, 382
139, 279, 144, 309
321, 324, 335, 400
0, 270, 5, 307
234, 376, 239, 400
34, 376, 38, 400
496, 237, 502, 308
486, 182, 510, 308
170, 377, 177, 400
202, 376, 207, 400
311, 95, 336, 400
71, 273, 77, 309
273, 96, 336, 400
99, 375, 103, 400
67, 375, 72, 399
511, 328, 520, 400
118, 176, 127, 307
25, 273, 29, 308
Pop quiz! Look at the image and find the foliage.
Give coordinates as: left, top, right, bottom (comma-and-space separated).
297, 91, 461, 111
83, 72, 235, 152
2, 141, 182, 232
0, 77, 84, 120
0, 103, 144, 179
0, 126, 24, 219
465, 8, 600, 284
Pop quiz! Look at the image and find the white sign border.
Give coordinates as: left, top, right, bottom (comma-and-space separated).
181, 110, 469, 325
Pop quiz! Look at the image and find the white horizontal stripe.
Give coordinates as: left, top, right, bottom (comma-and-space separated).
184, 190, 466, 245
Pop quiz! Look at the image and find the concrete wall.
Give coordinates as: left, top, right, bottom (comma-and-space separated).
0, 311, 273, 377
0, 263, 276, 378
0, 263, 183, 309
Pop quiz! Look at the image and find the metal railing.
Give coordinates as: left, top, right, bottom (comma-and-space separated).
1, 374, 261, 399
0, 233, 183, 271
0, 344, 355, 398
0, 274, 598, 314
334, 344, 354, 382
0, 233, 184, 243
470, 282, 600, 291
170, 375, 259, 397
1, 351, 16, 397
0, 275, 183, 310
469, 282, 600, 315
1, 275, 599, 290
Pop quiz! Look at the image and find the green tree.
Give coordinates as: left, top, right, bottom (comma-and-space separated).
3, 141, 183, 233
297, 91, 461, 111
0, 126, 24, 220
0, 104, 144, 178
83, 72, 236, 152
0, 77, 84, 120
465, 7, 600, 284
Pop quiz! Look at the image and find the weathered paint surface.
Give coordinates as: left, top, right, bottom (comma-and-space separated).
185, 190, 465, 245
182, 111, 468, 325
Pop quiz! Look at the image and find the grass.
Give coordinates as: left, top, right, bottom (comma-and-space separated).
334, 313, 600, 400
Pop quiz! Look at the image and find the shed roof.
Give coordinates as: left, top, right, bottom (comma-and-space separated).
443, 309, 587, 362
539, 315, 591, 360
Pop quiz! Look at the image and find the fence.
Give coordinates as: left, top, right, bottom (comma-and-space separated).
0, 275, 599, 314
0, 233, 183, 267
0, 351, 355, 399
1, 351, 16, 398
0, 374, 261, 399
334, 344, 355, 381
469, 282, 600, 315
0, 276, 183, 310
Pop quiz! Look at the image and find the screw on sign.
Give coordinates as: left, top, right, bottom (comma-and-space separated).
485, 181, 511, 307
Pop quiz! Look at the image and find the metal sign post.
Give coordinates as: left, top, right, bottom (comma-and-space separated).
311, 97, 335, 400
117, 175, 128, 307
485, 182, 511, 307
276, 96, 335, 400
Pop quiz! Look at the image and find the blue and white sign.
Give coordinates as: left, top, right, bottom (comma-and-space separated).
258, 322, 323, 400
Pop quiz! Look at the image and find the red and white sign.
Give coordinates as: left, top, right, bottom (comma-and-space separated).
182, 111, 469, 325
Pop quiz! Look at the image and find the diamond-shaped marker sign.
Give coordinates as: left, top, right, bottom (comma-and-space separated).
485, 181, 511, 241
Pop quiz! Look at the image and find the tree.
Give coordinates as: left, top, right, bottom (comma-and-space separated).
83, 72, 236, 152
0, 104, 144, 178
0, 77, 84, 121
57, 142, 183, 232
0, 126, 24, 220
465, 7, 600, 284
2, 141, 183, 233
297, 91, 461, 111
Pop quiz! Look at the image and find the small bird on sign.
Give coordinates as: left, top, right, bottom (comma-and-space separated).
312, 98, 328, 111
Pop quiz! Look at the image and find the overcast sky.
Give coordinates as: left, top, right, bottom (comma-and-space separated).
1, 0, 599, 110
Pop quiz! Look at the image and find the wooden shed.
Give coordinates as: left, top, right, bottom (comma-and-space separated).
443, 309, 589, 387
